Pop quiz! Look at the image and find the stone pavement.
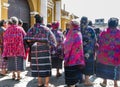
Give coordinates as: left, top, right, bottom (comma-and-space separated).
0, 67, 120, 87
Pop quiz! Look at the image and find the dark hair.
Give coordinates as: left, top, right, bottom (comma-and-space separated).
8, 19, 12, 25
18, 19, 23, 26
108, 18, 119, 28
47, 23, 51, 28
80, 16, 88, 22
34, 14, 43, 24
80, 16, 88, 25
0, 20, 6, 27
88, 20, 93, 26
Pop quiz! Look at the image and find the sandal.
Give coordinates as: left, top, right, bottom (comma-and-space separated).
44, 83, 52, 87
114, 84, 118, 87
12, 74, 16, 80
84, 82, 94, 86
56, 73, 62, 77
100, 83, 107, 87
38, 84, 44, 87
0, 73, 6, 76
16, 75, 21, 81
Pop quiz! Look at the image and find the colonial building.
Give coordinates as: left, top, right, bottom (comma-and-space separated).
0, 0, 78, 31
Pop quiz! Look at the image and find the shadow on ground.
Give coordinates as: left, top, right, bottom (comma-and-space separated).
0, 79, 20, 87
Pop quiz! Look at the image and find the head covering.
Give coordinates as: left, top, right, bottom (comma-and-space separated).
9, 16, 18, 25
52, 21, 59, 29
70, 21, 79, 28
80, 16, 88, 25
108, 17, 119, 28
34, 14, 43, 24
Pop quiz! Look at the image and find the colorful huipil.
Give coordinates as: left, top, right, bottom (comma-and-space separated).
96, 28, 120, 80
0, 27, 7, 69
2, 25, 26, 71
64, 28, 85, 66
51, 29, 64, 69
24, 23, 57, 77
64, 28, 85, 85
80, 26, 97, 75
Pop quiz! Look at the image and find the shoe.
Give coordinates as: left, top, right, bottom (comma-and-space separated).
100, 83, 107, 87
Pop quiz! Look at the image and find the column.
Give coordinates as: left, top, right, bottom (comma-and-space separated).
0, 0, 1, 20
40, 0, 48, 25
55, 0, 61, 27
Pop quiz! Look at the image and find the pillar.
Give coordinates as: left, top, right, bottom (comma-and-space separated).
40, 0, 47, 25
0, 0, 1, 20
55, 0, 61, 27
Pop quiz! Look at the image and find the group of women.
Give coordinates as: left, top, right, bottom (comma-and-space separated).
64, 17, 120, 87
0, 14, 120, 87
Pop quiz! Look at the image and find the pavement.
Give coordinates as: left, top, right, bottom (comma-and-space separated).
0, 63, 120, 87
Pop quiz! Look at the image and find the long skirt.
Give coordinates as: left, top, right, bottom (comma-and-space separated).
51, 55, 63, 69
82, 56, 94, 75
8, 56, 24, 71
0, 54, 7, 70
31, 43, 51, 77
96, 62, 120, 80
64, 65, 82, 85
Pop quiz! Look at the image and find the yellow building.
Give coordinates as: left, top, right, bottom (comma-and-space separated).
61, 9, 79, 31
0, 0, 61, 31
0, 0, 78, 31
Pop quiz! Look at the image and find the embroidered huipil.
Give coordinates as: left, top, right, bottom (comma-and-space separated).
51, 29, 64, 57
64, 28, 85, 66
97, 28, 120, 66
24, 23, 57, 47
81, 26, 96, 61
2, 25, 26, 58
24, 23, 57, 77
0, 27, 5, 52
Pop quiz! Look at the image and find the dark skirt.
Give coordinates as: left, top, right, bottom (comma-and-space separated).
82, 58, 94, 75
31, 43, 51, 77
0, 55, 7, 69
51, 55, 63, 69
8, 56, 24, 71
64, 65, 82, 85
96, 62, 120, 80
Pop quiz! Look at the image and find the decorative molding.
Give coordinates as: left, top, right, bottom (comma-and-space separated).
30, 11, 39, 15
3, 2, 10, 8
47, 0, 54, 8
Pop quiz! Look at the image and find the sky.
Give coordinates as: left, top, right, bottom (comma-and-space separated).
62, 0, 120, 23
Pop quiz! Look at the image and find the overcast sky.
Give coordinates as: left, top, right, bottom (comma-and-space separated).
62, 0, 120, 23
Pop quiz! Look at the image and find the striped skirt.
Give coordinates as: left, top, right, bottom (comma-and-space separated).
31, 43, 51, 77
96, 62, 120, 80
64, 65, 82, 85
7, 56, 24, 71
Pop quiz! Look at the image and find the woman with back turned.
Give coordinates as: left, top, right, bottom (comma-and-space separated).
96, 18, 120, 87
24, 14, 57, 87
2, 17, 26, 81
